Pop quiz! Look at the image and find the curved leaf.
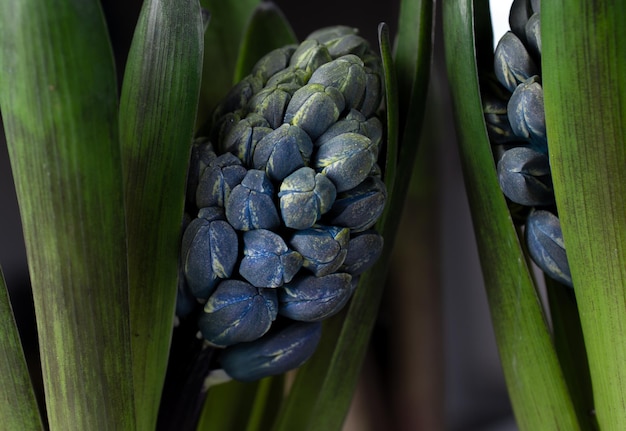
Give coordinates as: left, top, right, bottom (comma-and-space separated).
119, 0, 205, 428
0, 269, 43, 430
234, 2, 297, 83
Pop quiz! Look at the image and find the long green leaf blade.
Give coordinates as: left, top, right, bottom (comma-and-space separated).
0, 268, 43, 430
233, 2, 297, 83
442, 1, 580, 429
0, 0, 136, 428
119, 0, 204, 428
542, 2, 626, 429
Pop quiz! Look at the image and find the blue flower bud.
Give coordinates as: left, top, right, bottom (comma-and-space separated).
289, 225, 349, 276
494, 31, 539, 92
306, 26, 369, 58
526, 210, 573, 287
253, 124, 313, 181
525, 13, 541, 61
309, 55, 367, 110
248, 83, 299, 129
289, 39, 332, 78
226, 170, 280, 231
278, 272, 353, 321
175, 270, 198, 319
266, 66, 309, 88
220, 321, 322, 382
186, 138, 217, 207
212, 75, 263, 123
507, 75, 547, 151
509, 0, 533, 44
251, 45, 297, 84
196, 153, 248, 208
278, 167, 337, 230
239, 229, 303, 288
284, 83, 345, 140
341, 230, 384, 275
220, 113, 273, 166
181, 207, 239, 299
326, 176, 387, 232
313, 132, 376, 193
316, 109, 383, 156
497, 146, 554, 206
198, 280, 278, 347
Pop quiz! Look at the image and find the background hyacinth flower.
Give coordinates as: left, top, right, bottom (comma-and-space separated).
446, 0, 626, 429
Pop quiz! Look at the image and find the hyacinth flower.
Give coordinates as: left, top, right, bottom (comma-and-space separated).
445, 0, 626, 429
0, 0, 434, 430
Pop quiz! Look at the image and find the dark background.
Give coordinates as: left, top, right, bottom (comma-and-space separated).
0, 1, 515, 430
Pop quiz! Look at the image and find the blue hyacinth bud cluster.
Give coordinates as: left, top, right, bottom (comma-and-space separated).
179, 26, 386, 381
483, 0, 572, 287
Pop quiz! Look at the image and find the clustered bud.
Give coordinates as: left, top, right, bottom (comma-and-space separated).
483, 0, 572, 287
179, 26, 386, 381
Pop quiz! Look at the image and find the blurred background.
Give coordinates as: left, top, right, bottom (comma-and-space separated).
0, 0, 517, 429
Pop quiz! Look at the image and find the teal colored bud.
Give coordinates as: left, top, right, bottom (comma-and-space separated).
531, 0, 540, 13
220, 321, 322, 382
278, 167, 337, 230
509, 0, 533, 44
507, 75, 547, 151
212, 75, 263, 123
316, 109, 383, 156
248, 83, 299, 129
306, 26, 369, 58
526, 210, 572, 287
314, 132, 376, 192
186, 137, 217, 207
309, 55, 366, 110
226, 170, 280, 231
266, 66, 309, 88
289, 39, 332, 78
239, 229, 303, 288
481, 78, 520, 145
326, 176, 387, 232
497, 146, 553, 206
289, 225, 349, 276
341, 230, 384, 276
284, 83, 345, 140
278, 272, 353, 322
358, 67, 383, 117
181, 207, 239, 299
494, 31, 539, 93
253, 124, 313, 181
251, 45, 297, 84
198, 280, 278, 347
525, 13, 541, 62
220, 113, 273, 166
196, 153, 247, 209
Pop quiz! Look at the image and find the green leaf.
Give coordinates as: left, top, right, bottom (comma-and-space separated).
542, 2, 626, 429
0, 0, 136, 429
379, 23, 398, 201
442, 0, 580, 429
0, 268, 43, 430
234, 2, 297, 83
197, 0, 260, 128
118, 0, 205, 428
198, 380, 261, 431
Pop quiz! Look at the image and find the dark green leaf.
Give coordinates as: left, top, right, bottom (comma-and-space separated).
0, 0, 135, 428
0, 269, 43, 429
118, 0, 204, 428
234, 2, 298, 83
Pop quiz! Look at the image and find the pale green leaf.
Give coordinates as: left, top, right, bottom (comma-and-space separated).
542, 2, 626, 429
